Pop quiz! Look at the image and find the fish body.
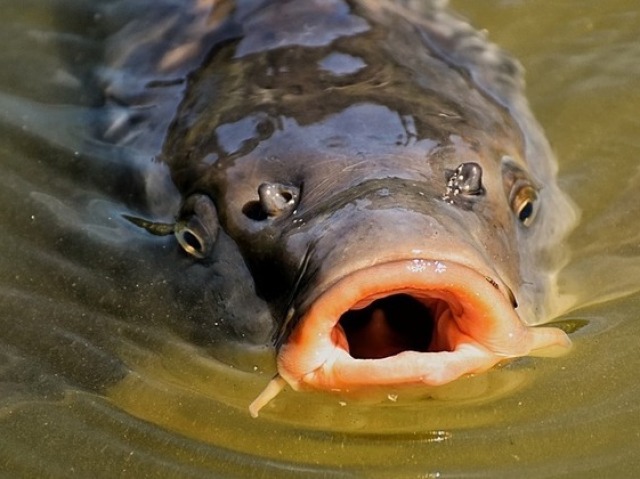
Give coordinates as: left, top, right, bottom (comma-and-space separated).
101, 0, 575, 415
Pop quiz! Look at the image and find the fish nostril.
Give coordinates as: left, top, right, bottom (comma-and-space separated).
242, 200, 269, 221
443, 162, 485, 202
258, 183, 299, 216
243, 182, 300, 221
280, 191, 293, 202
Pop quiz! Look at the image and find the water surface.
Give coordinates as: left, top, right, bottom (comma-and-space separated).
1, 1, 639, 477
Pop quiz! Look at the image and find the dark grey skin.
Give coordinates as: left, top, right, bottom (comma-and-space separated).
100, 0, 575, 409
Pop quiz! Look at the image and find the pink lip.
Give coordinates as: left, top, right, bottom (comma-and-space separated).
249, 259, 570, 417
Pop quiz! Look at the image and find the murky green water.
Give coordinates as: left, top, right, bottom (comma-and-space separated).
1, 1, 639, 477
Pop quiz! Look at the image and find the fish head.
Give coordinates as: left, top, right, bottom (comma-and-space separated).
167, 101, 567, 392
158, 0, 573, 414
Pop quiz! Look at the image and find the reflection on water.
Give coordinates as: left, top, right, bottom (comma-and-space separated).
1, 0, 639, 477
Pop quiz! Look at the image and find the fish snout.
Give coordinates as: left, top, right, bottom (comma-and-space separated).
248, 198, 570, 416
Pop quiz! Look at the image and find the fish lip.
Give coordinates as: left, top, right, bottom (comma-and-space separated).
275, 258, 570, 392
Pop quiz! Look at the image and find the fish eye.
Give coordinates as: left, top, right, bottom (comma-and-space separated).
176, 222, 209, 258
175, 194, 219, 258
511, 184, 538, 227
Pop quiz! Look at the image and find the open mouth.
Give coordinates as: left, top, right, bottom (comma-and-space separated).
249, 259, 571, 417
338, 293, 438, 359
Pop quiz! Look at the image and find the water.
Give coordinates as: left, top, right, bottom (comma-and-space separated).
1, 1, 639, 477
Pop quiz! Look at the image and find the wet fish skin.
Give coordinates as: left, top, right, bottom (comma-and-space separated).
159, 0, 558, 323
102, 0, 575, 409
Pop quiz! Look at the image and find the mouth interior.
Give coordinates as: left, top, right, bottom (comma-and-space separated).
338, 293, 444, 359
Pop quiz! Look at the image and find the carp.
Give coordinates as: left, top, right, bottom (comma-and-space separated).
101, 0, 576, 416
